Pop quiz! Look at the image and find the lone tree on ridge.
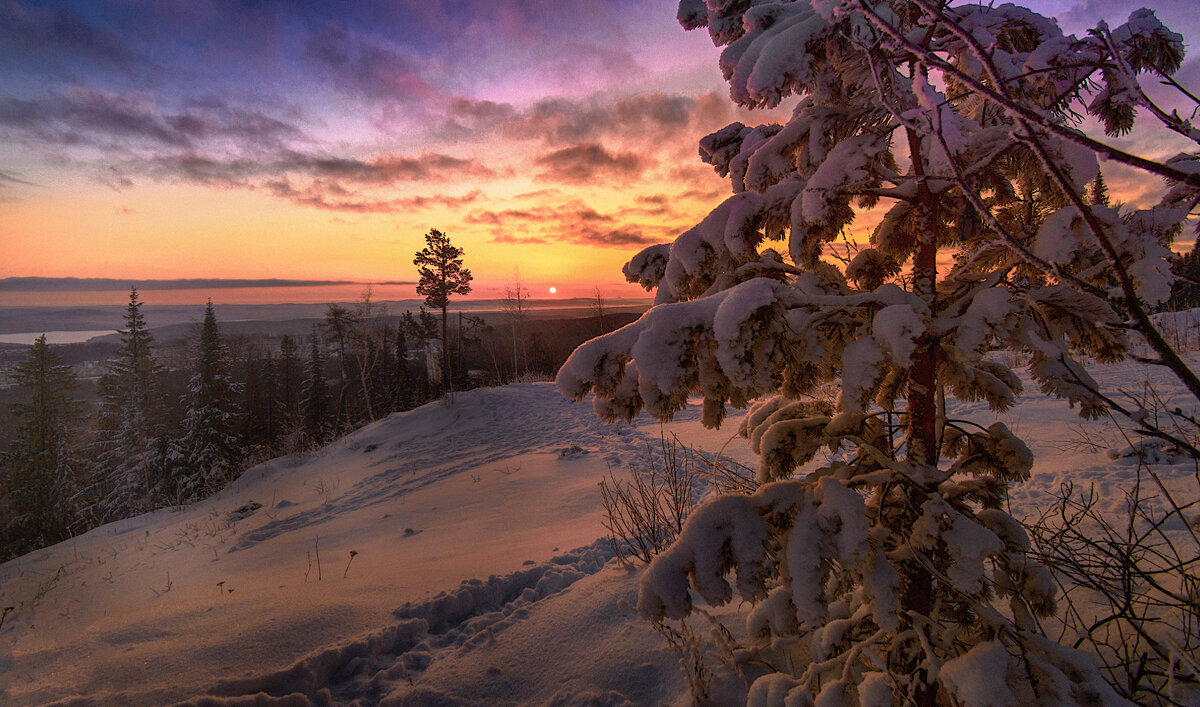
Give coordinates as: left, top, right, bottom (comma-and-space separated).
414, 228, 472, 392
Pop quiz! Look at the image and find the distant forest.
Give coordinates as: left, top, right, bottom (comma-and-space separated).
0, 288, 636, 561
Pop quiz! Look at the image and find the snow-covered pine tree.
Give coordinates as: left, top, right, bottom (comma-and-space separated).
176, 300, 241, 500
302, 325, 333, 446
91, 287, 166, 519
558, 1, 1191, 703
3, 335, 80, 558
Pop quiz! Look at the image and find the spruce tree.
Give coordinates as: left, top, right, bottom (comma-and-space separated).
370, 328, 393, 416
240, 352, 283, 454
1090, 171, 1112, 207
1169, 243, 1200, 310
278, 334, 302, 427
259, 355, 283, 451
302, 325, 333, 446
324, 303, 354, 429
177, 300, 241, 500
3, 335, 79, 558
91, 287, 164, 518
392, 322, 414, 411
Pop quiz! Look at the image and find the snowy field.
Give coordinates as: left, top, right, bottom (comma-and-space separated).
1, 364, 1197, 705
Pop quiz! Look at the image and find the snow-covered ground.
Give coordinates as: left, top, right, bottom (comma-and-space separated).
1, 366, 1197, 705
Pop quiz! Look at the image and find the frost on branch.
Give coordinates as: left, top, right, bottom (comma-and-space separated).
1034, 205, 1179, 305
622, 243, 669, 293
560, 0, 1192, 702
638, 478, 889, 630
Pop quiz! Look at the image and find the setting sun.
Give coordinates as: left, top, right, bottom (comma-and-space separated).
548, 286, 557, 294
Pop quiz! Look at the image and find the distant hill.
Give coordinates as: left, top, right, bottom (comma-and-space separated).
0, 298, 650, 336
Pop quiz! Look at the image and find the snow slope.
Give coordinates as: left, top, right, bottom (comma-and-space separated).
1, 366, 1197, 705
1, 383, 751, 705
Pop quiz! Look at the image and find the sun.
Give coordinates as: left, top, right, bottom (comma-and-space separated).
548, 286, 557, 294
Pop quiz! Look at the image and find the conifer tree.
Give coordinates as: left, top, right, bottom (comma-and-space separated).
371, 328, 394, 415
11, 336, 77, 458
392, 321, 414, 410
241, 352, 283, 454
3, 335, 79, 558
259, 354, 283, 450
401, 310, 433, 406
1169, 243, 1200, 310
559, 2, 1190, 703
324, 303, 354, 429
1090, 171, 1111, 207
414, 228, 472, 391
302, 325, 333, 446
278, 334, 302, 426
177, 300, 241, 500
91, 287, 164, 517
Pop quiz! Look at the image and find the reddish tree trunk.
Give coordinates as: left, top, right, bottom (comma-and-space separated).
906, 126, 940, 707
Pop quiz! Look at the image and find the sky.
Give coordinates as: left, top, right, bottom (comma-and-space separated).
1, 0, 1198, 300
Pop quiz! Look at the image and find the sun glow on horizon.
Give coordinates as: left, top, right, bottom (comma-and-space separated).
1, 1, 1190, 302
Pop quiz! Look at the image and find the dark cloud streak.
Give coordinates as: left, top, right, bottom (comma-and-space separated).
443, 92, 726, 147
534, 143, 648, 184
0, 89, 305, 153
305, 24, 442, 103
0, 169, 33, 187
267, 178, 487, 214
0, 3, 136, 70
469, 200, 659, 247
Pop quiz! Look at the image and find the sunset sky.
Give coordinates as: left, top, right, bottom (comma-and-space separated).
1, 0, 1197, 300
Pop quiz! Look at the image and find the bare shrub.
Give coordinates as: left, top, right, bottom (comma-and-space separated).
653, 615, 714, 702
706, 454, 758, 497
599, 433, 707, 566
1027, 470, 1200, 704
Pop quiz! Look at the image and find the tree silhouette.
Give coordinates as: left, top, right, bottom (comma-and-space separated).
414, 228, 472, 391
3, 335, 79, 558
92, 287, 165, 517
178, 300, 241, 499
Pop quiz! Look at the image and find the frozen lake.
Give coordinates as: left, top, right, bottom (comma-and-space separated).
0, 329, 115, 345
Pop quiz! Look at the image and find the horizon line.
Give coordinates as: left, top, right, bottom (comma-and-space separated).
0, 277, 417, 292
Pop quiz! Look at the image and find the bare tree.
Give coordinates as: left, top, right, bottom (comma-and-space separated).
502, 270, 530, 381
592, 286, 607, 337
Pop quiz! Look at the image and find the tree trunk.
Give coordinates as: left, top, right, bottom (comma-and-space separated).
441, 303, 450, 392
906, 125, 940, 707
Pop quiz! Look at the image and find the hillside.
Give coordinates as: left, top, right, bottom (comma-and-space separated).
0, 383, 748, 705
1, 366, 1197, 704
